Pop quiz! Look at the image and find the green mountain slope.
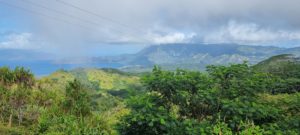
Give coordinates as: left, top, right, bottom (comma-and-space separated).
39, 68, 140, 92
253, 54, 300, 78
253, 54, 300, 93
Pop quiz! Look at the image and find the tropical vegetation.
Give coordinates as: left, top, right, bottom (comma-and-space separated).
0, 54, 299, 134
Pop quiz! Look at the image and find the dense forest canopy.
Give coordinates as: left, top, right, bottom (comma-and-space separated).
0, 55, 299, 134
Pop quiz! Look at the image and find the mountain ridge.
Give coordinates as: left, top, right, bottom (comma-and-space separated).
93, 43, 300, 71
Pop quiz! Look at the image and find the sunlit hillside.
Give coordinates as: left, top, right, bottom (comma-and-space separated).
39, 68, 141, 91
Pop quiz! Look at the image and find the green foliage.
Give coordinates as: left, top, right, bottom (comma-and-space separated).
260, 93, 300, 133
143, 66, 214, 119
35, 80, 118, 135
13, 67, 35, 88
36, 106, 113, 135
119, 62, 299, 134
0, 124, 32, 135
62, 79, 92, 117
254, 54, 300, 78
273, 78, 300, 94
1, 55, 300, 135
119, 94, 177, 135
0, 66, 35, 128
212, 120, 233, 135
0, 66, 34, 88
41, 68, 141, 93
92, 93, 122, 112
1, 66, 130, 134
254, 54, 300, 93
142, 64, 278, 128
0, 66, 14, 86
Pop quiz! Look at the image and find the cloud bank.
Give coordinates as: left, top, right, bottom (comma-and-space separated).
149, 32, 196, 44
1, 0, 300, 56
0, 32, 34, 49
204, 20, 300, 46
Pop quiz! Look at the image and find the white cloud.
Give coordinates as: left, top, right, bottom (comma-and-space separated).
4, 0, 300, 51
0, 32, 38, 49
203, 20, 300, 45
150, 32, 196, 44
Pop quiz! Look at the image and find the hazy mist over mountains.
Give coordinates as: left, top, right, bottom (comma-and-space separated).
1, 43, 299, 75
77, 43, 300, 72
1, 0, 300, 74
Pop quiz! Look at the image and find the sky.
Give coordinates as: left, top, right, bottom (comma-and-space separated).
1, 0, 300, 59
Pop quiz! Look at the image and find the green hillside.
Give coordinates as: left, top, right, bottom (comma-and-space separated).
40, 68, 141, 91
0, 56, 300, 134
253, 54, 300, 78
0, 67, 139, 134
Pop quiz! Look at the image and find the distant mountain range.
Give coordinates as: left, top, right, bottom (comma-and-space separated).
1, 44, 300, 75
93, 43, 300, 72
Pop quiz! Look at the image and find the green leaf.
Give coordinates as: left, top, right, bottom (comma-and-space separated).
160, 118, 166, 125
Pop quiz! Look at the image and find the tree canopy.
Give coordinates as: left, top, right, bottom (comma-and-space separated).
0, 57, 299, 134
